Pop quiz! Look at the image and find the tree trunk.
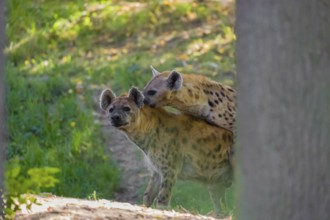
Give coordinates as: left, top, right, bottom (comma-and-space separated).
236, 1, 330, 220
0, 0, 6, 218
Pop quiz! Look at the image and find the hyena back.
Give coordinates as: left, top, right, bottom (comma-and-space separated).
143, 66, 236, 133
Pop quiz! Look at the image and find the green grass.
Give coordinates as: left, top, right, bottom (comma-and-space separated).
6, 0, 236, 217
138, 180, 236, 216
6, 63, 118, 198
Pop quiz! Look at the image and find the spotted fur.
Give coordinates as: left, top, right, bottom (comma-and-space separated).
100, 87, 233, 217
143, 67, 236, 133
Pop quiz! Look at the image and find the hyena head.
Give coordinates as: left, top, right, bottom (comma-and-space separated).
99, 87, 144, 130
143, 66, 183, 108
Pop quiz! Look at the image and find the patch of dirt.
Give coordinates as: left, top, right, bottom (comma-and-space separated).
15, 195, 222, 220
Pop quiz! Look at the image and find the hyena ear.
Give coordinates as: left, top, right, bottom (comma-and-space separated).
100, 89, 116, 111
167, 71, 183, 91
150, 65, 160, 76
128, 87, 144, 108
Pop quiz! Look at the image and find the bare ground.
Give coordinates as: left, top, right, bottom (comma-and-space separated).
15, 195, 224, 220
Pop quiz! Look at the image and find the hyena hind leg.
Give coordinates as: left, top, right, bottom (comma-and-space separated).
208, 183, 227, 218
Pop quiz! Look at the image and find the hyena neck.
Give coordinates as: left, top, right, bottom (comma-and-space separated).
124, 107, 164, 152
169, 84, 208, 116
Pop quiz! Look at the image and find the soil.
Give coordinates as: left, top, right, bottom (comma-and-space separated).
15, 195, 222, 220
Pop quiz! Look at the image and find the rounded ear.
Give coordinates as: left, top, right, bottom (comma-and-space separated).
150, 65, 160, 76
128, 87, 144, 108
167, 71, 183, 91
99, 89, 116, 111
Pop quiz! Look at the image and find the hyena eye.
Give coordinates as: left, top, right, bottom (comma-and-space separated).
123, 106, 131, 112
147, 90, 157, 96
109, 108, 114, 113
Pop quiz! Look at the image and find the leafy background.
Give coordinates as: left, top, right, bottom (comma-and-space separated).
5, 0, 236, 217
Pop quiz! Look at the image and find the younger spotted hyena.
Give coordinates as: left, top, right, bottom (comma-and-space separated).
143, 66, 236, 133
100, 87, 233, 217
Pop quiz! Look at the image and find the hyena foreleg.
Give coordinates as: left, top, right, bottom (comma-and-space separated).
156, 169, 177, 208
143, 171, 161, 207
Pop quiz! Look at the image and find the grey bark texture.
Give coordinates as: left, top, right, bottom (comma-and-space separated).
0, 0, 5, 218
236, 1, 330, 220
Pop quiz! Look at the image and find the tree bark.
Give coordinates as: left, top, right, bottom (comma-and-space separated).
0, 0, 6, 218
236, 1, 330, 220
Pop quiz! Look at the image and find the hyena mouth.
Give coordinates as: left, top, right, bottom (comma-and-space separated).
111, 121, 128, 128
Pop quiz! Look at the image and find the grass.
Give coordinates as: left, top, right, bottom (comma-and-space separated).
6, 0, 236, 217
6, 62, 118, 198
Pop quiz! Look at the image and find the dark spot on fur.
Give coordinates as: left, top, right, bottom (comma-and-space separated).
228, 133, 233, 142
209, 91, 213, 95
218, 114, 222, 118
208, 100, 214, 107
195, 94, 200, 99
161, 182, 168, 188
158, 196, 167, 204
222, 133, 227, 142
228, 88, 234, 92
215, 92, 220, 97
216, 144, 221, 152
188, 89, 192, 94
214, 100, 219, 104
210, 109, 213, 112
218, 97, 223, 103
220, 91, 225, 97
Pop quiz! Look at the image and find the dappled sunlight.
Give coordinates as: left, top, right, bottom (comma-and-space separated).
7, 0, 236, 87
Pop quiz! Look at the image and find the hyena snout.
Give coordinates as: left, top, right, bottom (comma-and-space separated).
110, 113, 127, 127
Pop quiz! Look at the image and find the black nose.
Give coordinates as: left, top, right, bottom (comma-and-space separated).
143, 99, 149, 105
111, 115, 120, 121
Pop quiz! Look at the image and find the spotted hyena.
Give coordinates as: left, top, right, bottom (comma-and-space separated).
143, 66, 236, 133
100, 87, 233, 217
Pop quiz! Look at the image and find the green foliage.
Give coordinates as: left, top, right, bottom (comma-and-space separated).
5, 158, 59, 218
5, 63, 119, 199
5, 0, 236, 217
6, 159, 60, 194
